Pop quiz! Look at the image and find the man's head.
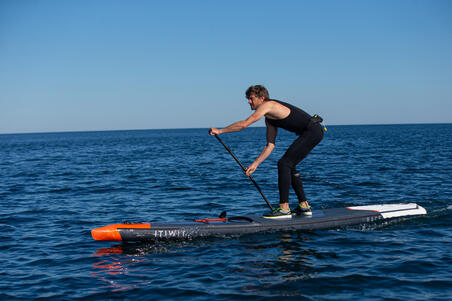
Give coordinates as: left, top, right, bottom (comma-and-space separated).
245, 85, 269, 100
245, 85, 269, 110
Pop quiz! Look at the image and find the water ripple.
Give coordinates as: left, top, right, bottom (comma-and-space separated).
1, 125, 451, 300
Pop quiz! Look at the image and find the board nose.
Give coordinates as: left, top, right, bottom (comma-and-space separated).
91, 223, 150, 241
91, 225, 122, 241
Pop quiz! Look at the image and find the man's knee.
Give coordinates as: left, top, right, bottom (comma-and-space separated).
278, 157, 293, 171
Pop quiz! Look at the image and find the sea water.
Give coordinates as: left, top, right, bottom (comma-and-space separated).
1, 124, 451, 300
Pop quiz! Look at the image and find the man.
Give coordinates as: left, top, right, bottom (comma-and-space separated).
209, 85, 324, 219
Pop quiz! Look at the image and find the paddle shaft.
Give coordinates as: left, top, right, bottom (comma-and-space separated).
215, 134, 273, 211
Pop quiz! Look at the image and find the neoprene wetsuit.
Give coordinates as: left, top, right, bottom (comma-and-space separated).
265, 99, 324, 204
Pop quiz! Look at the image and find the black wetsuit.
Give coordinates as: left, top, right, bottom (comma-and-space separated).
265, 100, 324, 204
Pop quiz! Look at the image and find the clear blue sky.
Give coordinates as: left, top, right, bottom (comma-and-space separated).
1, 0, 451, 134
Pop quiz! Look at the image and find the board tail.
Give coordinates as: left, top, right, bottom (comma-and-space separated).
347, 203, 427, 219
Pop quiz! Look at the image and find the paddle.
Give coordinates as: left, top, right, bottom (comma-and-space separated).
214, 134, 274, 211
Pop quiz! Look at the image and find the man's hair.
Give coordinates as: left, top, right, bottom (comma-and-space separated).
245, 85, 269, 100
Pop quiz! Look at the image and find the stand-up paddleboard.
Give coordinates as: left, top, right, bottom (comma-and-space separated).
91, 203, 426, 242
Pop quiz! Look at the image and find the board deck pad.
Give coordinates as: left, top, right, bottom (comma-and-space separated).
91, 203, 427, 242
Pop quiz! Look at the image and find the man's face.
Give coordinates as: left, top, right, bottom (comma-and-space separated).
247, 94, 264, 110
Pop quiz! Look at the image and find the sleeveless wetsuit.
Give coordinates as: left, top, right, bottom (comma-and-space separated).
265, 99, 324, 204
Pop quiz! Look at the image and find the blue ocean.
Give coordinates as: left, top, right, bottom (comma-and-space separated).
1, 124, 451, 300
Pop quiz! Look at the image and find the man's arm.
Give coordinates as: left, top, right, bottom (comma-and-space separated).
209, 102, 271, 135
245, 120, 277, 176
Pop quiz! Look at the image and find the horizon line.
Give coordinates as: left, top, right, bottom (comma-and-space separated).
1, 122, 451, 136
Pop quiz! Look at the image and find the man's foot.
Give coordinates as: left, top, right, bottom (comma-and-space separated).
291, 203, 313, 216
263, 207, 292, 219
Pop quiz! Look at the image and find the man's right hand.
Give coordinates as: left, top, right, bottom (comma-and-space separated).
209, 128, 221, 135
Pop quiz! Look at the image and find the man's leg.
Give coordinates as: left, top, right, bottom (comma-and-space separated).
277, 157, 292, 211
291, 170, 308, 207
278, 124, 324, 207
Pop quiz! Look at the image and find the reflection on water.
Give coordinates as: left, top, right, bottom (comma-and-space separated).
91, 232, 334, 295
91, 246, 155, 293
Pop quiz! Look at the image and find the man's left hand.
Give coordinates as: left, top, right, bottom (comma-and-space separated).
245, 164, 257, 176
